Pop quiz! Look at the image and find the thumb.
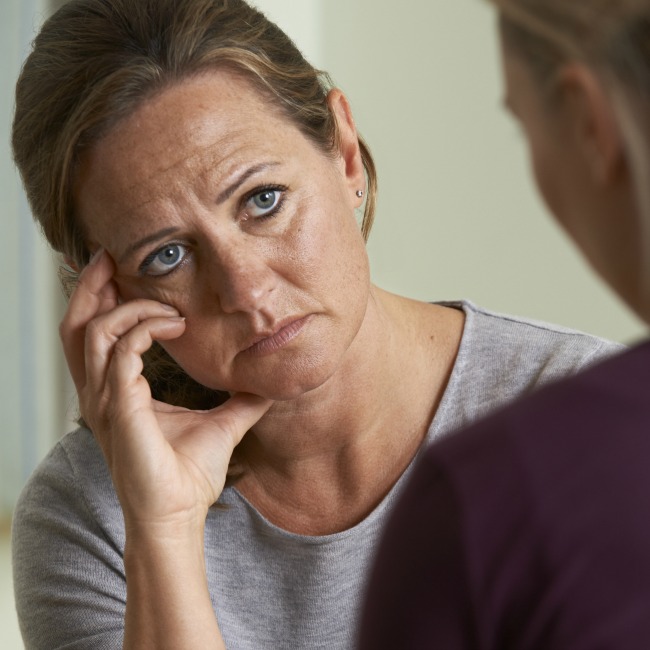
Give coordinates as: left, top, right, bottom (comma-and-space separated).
210, 393, 273, 448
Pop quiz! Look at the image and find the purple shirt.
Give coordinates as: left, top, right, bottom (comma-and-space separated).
360, 341, 650, 649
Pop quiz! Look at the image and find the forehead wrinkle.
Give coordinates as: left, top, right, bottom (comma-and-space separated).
118, 130, 250, 220
122, 128, 236, 189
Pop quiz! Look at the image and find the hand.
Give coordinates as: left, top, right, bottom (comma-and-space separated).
59, 249, 273, 533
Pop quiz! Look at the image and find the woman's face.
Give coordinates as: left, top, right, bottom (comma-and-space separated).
74, 70, 369, 400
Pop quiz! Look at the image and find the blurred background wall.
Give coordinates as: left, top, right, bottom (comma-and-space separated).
2, 0, 646, 646
1, 0, 66, 523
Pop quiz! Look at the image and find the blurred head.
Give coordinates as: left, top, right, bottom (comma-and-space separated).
12, 0, 377, 271
488, 0, 650, 322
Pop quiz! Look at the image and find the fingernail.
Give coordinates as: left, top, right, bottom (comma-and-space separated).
88, 248, 104, 266
168, 317, 186, 323
161, 303, 178, 312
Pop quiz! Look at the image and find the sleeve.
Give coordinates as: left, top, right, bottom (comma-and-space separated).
358, 456, 477, 649
12, 442, 126, 650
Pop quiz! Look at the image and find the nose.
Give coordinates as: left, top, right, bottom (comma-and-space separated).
208, 238, 277, 315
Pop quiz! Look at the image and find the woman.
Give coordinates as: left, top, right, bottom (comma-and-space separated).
360, 1, 650, 648
10, 0, 621, 648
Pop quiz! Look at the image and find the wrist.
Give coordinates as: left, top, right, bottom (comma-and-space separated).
124, 517, 206, 566
123, 519, 224, 650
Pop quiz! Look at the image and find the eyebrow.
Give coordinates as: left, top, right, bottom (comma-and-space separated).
119, 226, 180, 264
118, 161, 281, 264
216, 161, 280, 204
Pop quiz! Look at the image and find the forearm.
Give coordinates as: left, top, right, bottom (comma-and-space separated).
123, 523, 225, 650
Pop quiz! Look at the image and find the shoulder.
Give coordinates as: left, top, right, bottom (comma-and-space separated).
12, 427, 125, 648
13, 427, 118, 533
429, 301, 625, 436
456, 299, 624, 370
13, 425, 123, 567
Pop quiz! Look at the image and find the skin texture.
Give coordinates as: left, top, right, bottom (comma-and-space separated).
61, 68, 465, 647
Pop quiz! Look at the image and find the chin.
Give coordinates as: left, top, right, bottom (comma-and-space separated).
238, 363, 340, 402
171, 351, 339, 402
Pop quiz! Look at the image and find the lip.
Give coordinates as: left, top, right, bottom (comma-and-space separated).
243, 315, 312, 357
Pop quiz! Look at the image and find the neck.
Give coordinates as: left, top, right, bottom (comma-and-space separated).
235, 287, 463, 534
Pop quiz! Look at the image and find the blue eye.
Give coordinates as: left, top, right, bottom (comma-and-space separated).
141, 243, 188, 276
245, 189, 282, 218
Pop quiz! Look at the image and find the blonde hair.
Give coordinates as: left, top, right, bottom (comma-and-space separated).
12, 0, 378, 410
489, 0, 650, 318
487, 0, 650, 185
488, 0, 650, 97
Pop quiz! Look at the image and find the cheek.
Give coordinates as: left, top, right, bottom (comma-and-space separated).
295, 200, 369, 302
114, 274, 193, 312
113, 278, 226, 384
154, 296, 234, 391
159, 336, 228, 391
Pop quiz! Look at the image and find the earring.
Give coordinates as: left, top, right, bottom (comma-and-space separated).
356, 190, 364, 198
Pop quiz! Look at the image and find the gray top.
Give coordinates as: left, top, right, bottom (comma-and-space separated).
12, 301, 623, 650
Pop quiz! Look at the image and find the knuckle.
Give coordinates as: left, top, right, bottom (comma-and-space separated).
113, 336, 133, 357
59, 307, 79, 339
84, 318, 103, 339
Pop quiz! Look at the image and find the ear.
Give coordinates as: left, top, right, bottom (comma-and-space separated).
327, 89, 366, 206
557, 64, 626, 185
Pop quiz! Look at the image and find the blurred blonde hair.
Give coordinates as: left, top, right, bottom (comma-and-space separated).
490, 0, 650, 313
489, 0, 650, 97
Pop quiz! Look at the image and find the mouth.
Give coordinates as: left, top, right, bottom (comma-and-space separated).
243, 315, 312, 357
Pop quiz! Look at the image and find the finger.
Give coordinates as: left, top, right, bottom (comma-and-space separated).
66, 249, 117, 326
98, 316, 186, 403
83, 301, 181, 390
157, 393, 273, 497
60, 250, 118, 388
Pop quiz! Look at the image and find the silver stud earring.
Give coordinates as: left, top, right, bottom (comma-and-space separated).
356, 190, 364, 198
